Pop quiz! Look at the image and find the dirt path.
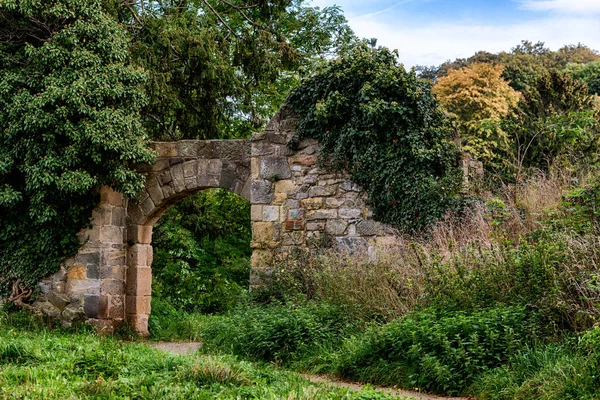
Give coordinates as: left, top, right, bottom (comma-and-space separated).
147, 342, 472, 400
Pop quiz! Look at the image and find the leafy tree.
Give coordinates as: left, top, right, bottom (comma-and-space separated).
0, 0, 155, 291
111, 1, 356, 140
433, 63, 520, 166
566, 60, 600, 95
503, 71, 599, 179
288, 43, 464, 232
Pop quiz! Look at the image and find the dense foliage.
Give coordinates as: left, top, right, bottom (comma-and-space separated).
151, 190, 251, 313
433, 63, 519, 165
109, 0, 356, 140
0, 0, 155, 291
288, 43, 464, 232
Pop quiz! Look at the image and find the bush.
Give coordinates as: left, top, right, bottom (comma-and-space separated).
198, 301, 358, 365
334, 306, 540, 395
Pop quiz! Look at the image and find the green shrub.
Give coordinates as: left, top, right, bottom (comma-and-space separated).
334, 306, 540, 395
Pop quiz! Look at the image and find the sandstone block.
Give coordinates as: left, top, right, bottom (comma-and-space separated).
291, 154, 317, 166
151, 142, 177, 157
302, 198, 323, 210
171, 163, 186, 192
274, 180, 295, 194
128, 225, 153, 245
285, 220, 304, 231
253, 222, 276, 243
127, 314, 149, 337
126, 296, 152, 315
309, 186, 337, 197
251, 250, 274, 269
306, 222, 325, 231
100, 186, 123, 207
260, 156, 291, 180
262, 206, 280, 222
251, 205, 263, 221
306, 209, 337, 220
326, 220, 348, 236
126, 266, 152, 296
68, 265, 87, 280
177, 140, 198, 157
251, 180, 273, 204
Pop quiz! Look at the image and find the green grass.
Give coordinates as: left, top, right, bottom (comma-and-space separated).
0, 311, 401, 400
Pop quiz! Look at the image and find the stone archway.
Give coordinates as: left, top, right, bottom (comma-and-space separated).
124, 140, 251, 335
37, 108, 412, 334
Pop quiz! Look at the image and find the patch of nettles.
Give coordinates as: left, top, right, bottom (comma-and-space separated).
287, 43, 465, 233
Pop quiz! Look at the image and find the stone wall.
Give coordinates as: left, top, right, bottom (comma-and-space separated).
249, 108, 396, 280
31, 108, 477, 335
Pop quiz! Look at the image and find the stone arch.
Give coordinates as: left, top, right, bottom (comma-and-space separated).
125, 140, 250, 335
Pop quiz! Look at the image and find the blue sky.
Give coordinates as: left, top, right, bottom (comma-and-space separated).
309, 0, 600, 67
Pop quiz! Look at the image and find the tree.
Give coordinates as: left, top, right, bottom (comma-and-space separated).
433, 63, 520, 166
288, 43, 464, 232
111, 1, 356, 140
566, 60, 600, 95
503, 71, 599, 177
0, 0, 155, 291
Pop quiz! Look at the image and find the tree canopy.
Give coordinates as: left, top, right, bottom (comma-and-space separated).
0, 0, 155, 291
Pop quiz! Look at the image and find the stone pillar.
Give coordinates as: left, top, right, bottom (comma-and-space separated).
125, 225, 153, 336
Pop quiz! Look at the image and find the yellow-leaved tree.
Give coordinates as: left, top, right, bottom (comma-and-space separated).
433, 63, 520, 167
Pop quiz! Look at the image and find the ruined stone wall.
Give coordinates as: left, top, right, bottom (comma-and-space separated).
32, 111, 412, 334
249, 108, 396, 279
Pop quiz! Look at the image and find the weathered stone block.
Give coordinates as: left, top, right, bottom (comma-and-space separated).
260, 157, 291, 180
108, 295, 125, 319
262, 206, 280, 222
306, 209, 337, 220
302, 198, 323, 210
251, 205, 263, 221
140, 196, 155, 216
197, 141, 216, 158
126, 296, 151, 315
339, 208, 362, 219
100, 265, 126, 280
126, 266, 152, 296
356, 220, 383, 236
99, 226, 123, 245
287, 209, 306, 220
335, 237, 368, 253
101, 279, 126, 296
47, 292, 70, 311
309, 186, 337, 197
62, 304, 85, 322
252, 222, 276, 243
170, 163, 186, 192
177, 140, 198, 157
326, 220, 348, 236
84, 294, 100, 318
251, 180, 273, 204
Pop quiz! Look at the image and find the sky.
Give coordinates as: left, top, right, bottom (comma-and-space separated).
309, 0, 600, 67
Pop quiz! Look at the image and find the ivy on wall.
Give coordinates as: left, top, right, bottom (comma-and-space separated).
287, 43, 464, 232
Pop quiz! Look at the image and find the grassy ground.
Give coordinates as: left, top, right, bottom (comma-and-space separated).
0, 311, 401, 400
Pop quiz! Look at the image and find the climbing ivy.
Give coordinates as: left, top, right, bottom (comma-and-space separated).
0, 0, 155, 292
287, 43, 464, 232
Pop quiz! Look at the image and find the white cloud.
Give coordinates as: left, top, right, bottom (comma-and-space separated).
346, 16, 600, 67
519, 0, 600, 13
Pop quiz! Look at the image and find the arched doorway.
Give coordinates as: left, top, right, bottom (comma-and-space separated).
125, 140, 250, 335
